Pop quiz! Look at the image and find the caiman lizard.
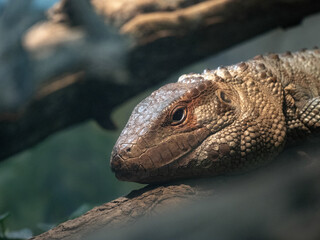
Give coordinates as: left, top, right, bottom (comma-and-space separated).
110, 49, 320, 183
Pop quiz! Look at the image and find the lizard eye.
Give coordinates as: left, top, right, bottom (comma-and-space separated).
170, 106, 187, 125
219, 91, 231, 103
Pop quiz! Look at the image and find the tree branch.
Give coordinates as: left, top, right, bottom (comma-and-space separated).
31, 145, 320, 240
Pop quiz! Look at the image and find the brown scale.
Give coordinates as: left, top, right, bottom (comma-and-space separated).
110, 49, 320, 183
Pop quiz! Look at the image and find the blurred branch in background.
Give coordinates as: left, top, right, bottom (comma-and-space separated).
0, 0, 43, 112
0, 0, 320, 161
0, 0, 127, 113
0, 0, 129, 160
32, 0, 128, 84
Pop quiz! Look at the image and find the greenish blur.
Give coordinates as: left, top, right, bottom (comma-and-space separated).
0, 92, 152, 235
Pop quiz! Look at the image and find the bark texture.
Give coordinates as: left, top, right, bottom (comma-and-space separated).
1, 0, 320, 160
31, 183, 206, 240
31, 144, 320, 240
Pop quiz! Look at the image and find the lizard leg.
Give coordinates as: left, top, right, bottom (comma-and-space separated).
299, 96, 320, 133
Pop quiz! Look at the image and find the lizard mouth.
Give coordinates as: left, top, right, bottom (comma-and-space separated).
110, 127, 211, 183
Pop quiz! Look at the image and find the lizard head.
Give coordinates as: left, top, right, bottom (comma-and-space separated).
110, 73, 244, 183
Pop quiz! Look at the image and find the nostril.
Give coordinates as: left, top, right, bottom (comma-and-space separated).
110, 155, 123, 172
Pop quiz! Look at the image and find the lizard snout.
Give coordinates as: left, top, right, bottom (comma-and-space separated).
110, 151, 135, 180
110, 144, 144, 181
110, 152, 123, 173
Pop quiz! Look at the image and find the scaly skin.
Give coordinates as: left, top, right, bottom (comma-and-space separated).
110, 49, 320, 183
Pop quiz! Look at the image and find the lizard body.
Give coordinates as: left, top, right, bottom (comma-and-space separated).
110, 49, 320, 183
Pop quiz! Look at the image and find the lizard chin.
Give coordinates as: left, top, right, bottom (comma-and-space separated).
110, 150, 196, 184
110, 127, 211, 183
